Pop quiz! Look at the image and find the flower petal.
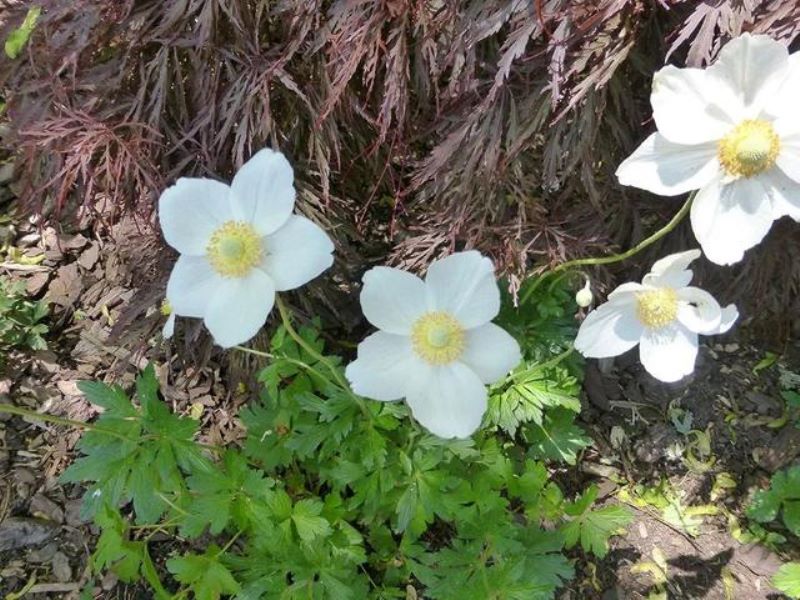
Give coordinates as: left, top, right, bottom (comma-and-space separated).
360, 267, 428, 334
763, 168, 800, 221
166, 255, 223, 318
574, 296, 644, 359
776, 135, 800, 185
717, 304, 739, 334
607, 282, 645, 300
203, 270, 276, 348
459, 323, 522, 384
690, 177, 775, 265
651, 66, 739, 144
261, 215, 334, 291
425, 251, 500, 328
643, 249, 701, 288
230, 148, 295, 236
676, 286, 722, 334
616, 133, 720, 196
406, 363, 487, 439
639, 324, 698, 383
766, 54, 800, 120
345, 332, 419, 401
163, 313, 176, 339
706, 33, 790, 118
159, 178, 232, 255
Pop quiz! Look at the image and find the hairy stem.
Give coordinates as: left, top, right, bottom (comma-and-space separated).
521, 194, 694, 305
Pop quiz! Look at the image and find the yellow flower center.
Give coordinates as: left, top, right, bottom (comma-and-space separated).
206, 221, 263, 277
718, 119, 780, 178
411, 312, 465, 365
636, 288, 679, 329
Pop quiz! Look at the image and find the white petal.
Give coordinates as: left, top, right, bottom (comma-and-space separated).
616, 133, 720, 196
706, 33, 789, 118
690, 177, 775, 265
763, 168, 800, 221
345, 332, 419, 401
639, 324, 698, 383
162, 314, 176, 339
651, 66, 739, 144
717, 304, 739, 334
360, 267, 428, 335
425, 251, 500, 328
159, 178, 232, 255
765, 54, 800, 119
406, 363, 487, 439
643, 249, 701, 288
203, 270, 276, 348
776, 135, 800, 184
459, 323, 522, 384
261, 215, 334, 291
166, 255, 223, 318
230, 148, 295, 236
607, 282, 645, 300
676, 286, 722, 334
574, 297, 644, 359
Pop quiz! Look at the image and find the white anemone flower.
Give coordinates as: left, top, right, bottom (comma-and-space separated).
159, 148, 334, 348
344, 251, 522, 439
574, 250, 738, 383
616, 34, 800, 265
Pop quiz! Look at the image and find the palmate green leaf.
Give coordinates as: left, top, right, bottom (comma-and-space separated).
561, 486, 633, 558
92, 505, 143, 583
167, 547, 241, 600
774, 563, 800, 598
524, 408, 591, 465
747, 466, 800, 535
488, 364, 581, 436
292, 498, 332, 543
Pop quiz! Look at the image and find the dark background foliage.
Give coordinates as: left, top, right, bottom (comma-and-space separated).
1, 0, 799, 340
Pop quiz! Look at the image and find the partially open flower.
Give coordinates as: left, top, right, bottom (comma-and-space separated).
159, 149, 334, 348
616, 34, 800, 265
574, 250, 738, 383
345, 251, 522, 439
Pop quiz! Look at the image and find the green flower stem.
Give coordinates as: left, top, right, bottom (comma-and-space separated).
520, 193, 694, 305
274, 295, 370, 416
0, 403, 222, 452
234, 345, 331, 384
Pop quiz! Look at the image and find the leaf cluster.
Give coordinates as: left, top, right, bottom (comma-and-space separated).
747, 466, 800, 538
62, 308, 630, 598
0, 276, 48, 362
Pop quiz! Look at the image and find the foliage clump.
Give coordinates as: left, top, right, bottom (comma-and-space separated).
61, 280, 633, 598
0, 276, 48, 363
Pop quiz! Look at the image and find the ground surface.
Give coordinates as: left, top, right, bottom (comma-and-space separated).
0, 125, 799, 599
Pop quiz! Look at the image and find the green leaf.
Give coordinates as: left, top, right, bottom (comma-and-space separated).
773, 563, 800, 599
77, 381, 136, 415
5, 7, 41, 59
525, 409, 591, 465
167, 548, 240, 600
292, 498, 332, 543
784, 500, 800, 536
562, 486, 633, 558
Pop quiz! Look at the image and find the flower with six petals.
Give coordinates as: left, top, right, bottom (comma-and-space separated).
574, 250, 738, 383
345, 251, 522, 439
159, 148, 334, 348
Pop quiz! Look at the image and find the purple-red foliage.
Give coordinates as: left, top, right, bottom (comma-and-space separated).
1, 0, 800, 336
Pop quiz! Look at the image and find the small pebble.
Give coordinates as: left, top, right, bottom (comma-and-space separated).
51, 551, 72, 583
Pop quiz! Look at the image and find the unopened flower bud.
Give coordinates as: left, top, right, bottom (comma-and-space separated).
575, 280, 593, 308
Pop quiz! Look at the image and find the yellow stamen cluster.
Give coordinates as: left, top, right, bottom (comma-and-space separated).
718, 119, 780, 178
411, 311, 465, 365
636, 288, 679, 329
206, 221, 263, 277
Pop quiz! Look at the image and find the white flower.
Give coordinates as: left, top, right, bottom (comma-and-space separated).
345, 251, 522, 439
616, 34, 800, 265
574, 250, 738, 383
159, 149, 334, 348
